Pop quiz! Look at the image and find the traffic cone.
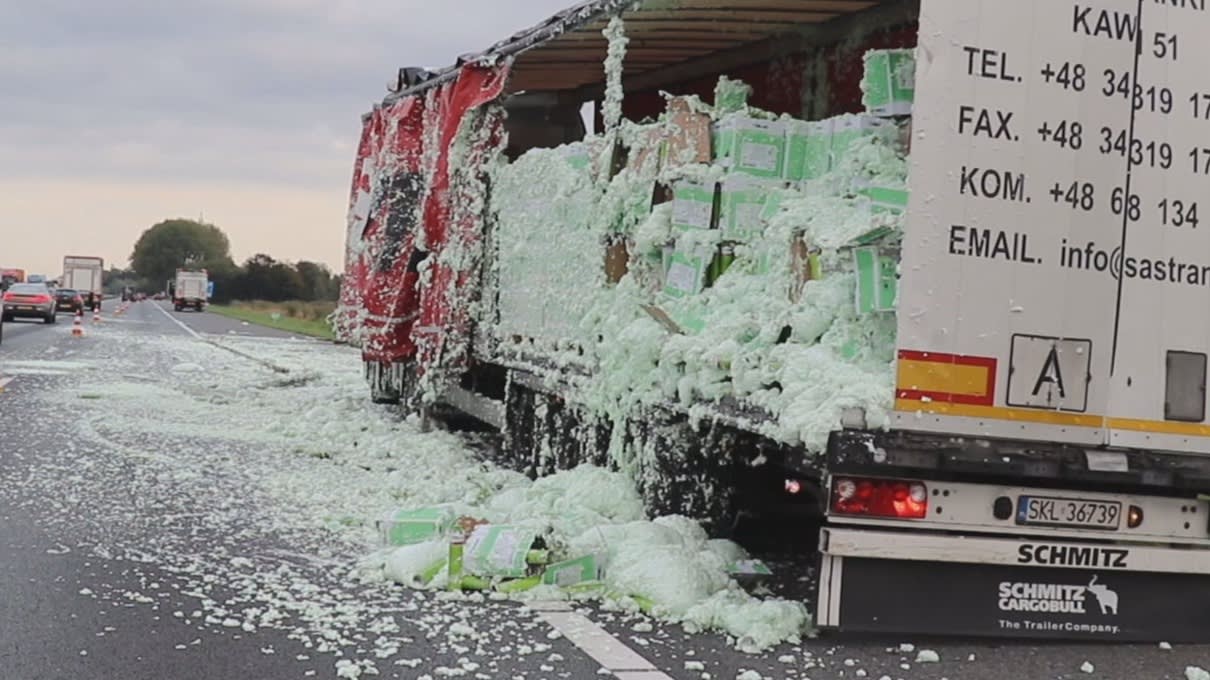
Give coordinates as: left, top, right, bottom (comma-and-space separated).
93, 307, 101, 323
72, 311, 84, 337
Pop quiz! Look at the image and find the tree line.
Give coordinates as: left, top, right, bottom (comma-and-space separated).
104, 218, 340, 304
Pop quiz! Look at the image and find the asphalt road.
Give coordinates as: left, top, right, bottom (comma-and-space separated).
0, 301, 1208, 680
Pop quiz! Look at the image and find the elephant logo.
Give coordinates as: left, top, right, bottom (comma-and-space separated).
1086, 575, 1119, 615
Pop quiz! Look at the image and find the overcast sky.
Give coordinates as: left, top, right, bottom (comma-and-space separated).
0, 0, 574, 277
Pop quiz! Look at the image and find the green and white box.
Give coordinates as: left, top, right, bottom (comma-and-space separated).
862, 49, 916, 117
855, 184, 910, 217
714, 116, 786, 179
670, 181, 717, 232
784, 119, 834, 181
854, 246, 899, 314
542, 554, 604, 587
663, 247, 712, 299
463, 524, 538, 579
377, 507, 457, 547
830, 114, 896, 168
719, 175, 774, 242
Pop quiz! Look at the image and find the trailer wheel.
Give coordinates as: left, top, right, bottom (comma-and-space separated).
628, 413, 738, 536
367, 362, 402, 405
502, 382, 538, 475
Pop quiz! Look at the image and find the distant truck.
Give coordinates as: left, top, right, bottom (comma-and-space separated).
0, 268, 25, 291
173, 269, 209, 312
61, 257, 103, 308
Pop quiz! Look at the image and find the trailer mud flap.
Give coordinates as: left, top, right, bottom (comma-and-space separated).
818, 553, 1210, 642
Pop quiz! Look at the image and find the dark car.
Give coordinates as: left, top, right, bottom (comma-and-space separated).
54, 288, 84, 314
1, 283, 57, 324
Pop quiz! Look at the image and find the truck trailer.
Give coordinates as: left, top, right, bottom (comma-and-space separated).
173, 269, 209, 311
62, 256, 104, 304
338, 0, 1210, 640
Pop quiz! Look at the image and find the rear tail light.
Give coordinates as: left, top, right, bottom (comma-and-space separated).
1, 293, 11, 301
830, 477, 929, 520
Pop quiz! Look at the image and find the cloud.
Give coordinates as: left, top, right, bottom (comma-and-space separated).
0, 0, 575, 187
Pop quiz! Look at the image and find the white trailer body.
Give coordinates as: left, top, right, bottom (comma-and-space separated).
174, 270, 208, 311
819, 0, 1210, 642
62, 256, 104, 296
897, 0, 1210, 453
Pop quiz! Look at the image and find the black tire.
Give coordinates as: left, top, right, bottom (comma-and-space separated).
44, 313, 55, 325
174, 305, 182, 312
368, 362, 402, 404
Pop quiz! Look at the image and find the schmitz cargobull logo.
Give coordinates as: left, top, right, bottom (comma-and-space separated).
998, 575, 1119, 615
1017, 544, 1129, 569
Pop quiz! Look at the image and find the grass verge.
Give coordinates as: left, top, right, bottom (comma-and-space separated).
209, 303, 336, 340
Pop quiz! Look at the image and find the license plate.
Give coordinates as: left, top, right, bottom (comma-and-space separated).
1017, 495, 1122, 531
18, 306, 34, 311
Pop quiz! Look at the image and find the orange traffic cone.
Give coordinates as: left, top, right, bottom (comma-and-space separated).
72, 311, 84, 337
93, 307, 101, 323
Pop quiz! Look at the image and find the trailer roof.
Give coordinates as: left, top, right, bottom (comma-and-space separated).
385, 0, 913, 101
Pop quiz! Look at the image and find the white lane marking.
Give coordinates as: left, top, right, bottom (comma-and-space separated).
535, 608, 672, 678
151, 301, 291, 374
152, 302, 202, 340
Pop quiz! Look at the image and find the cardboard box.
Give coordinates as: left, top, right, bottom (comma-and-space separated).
784, 119, 834, 182
628, 124, 667, 174
604, 235, 631, 284
718, 175, 773, 242
542, 554, 604, 587
377, 507, 457, 547
670, 181, 719, 232
714, 75, 752, 114
854, 246, 899, 314
662, 97, 712, 168
714, 116, 787, 179
463, 525, 538, 579
663, 248, 711, 299
862, 49, 916, 117
830, 114, 896, 169
855, 184, 910, 217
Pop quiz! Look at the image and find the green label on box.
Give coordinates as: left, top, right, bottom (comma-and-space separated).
854, 246, 899, 314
